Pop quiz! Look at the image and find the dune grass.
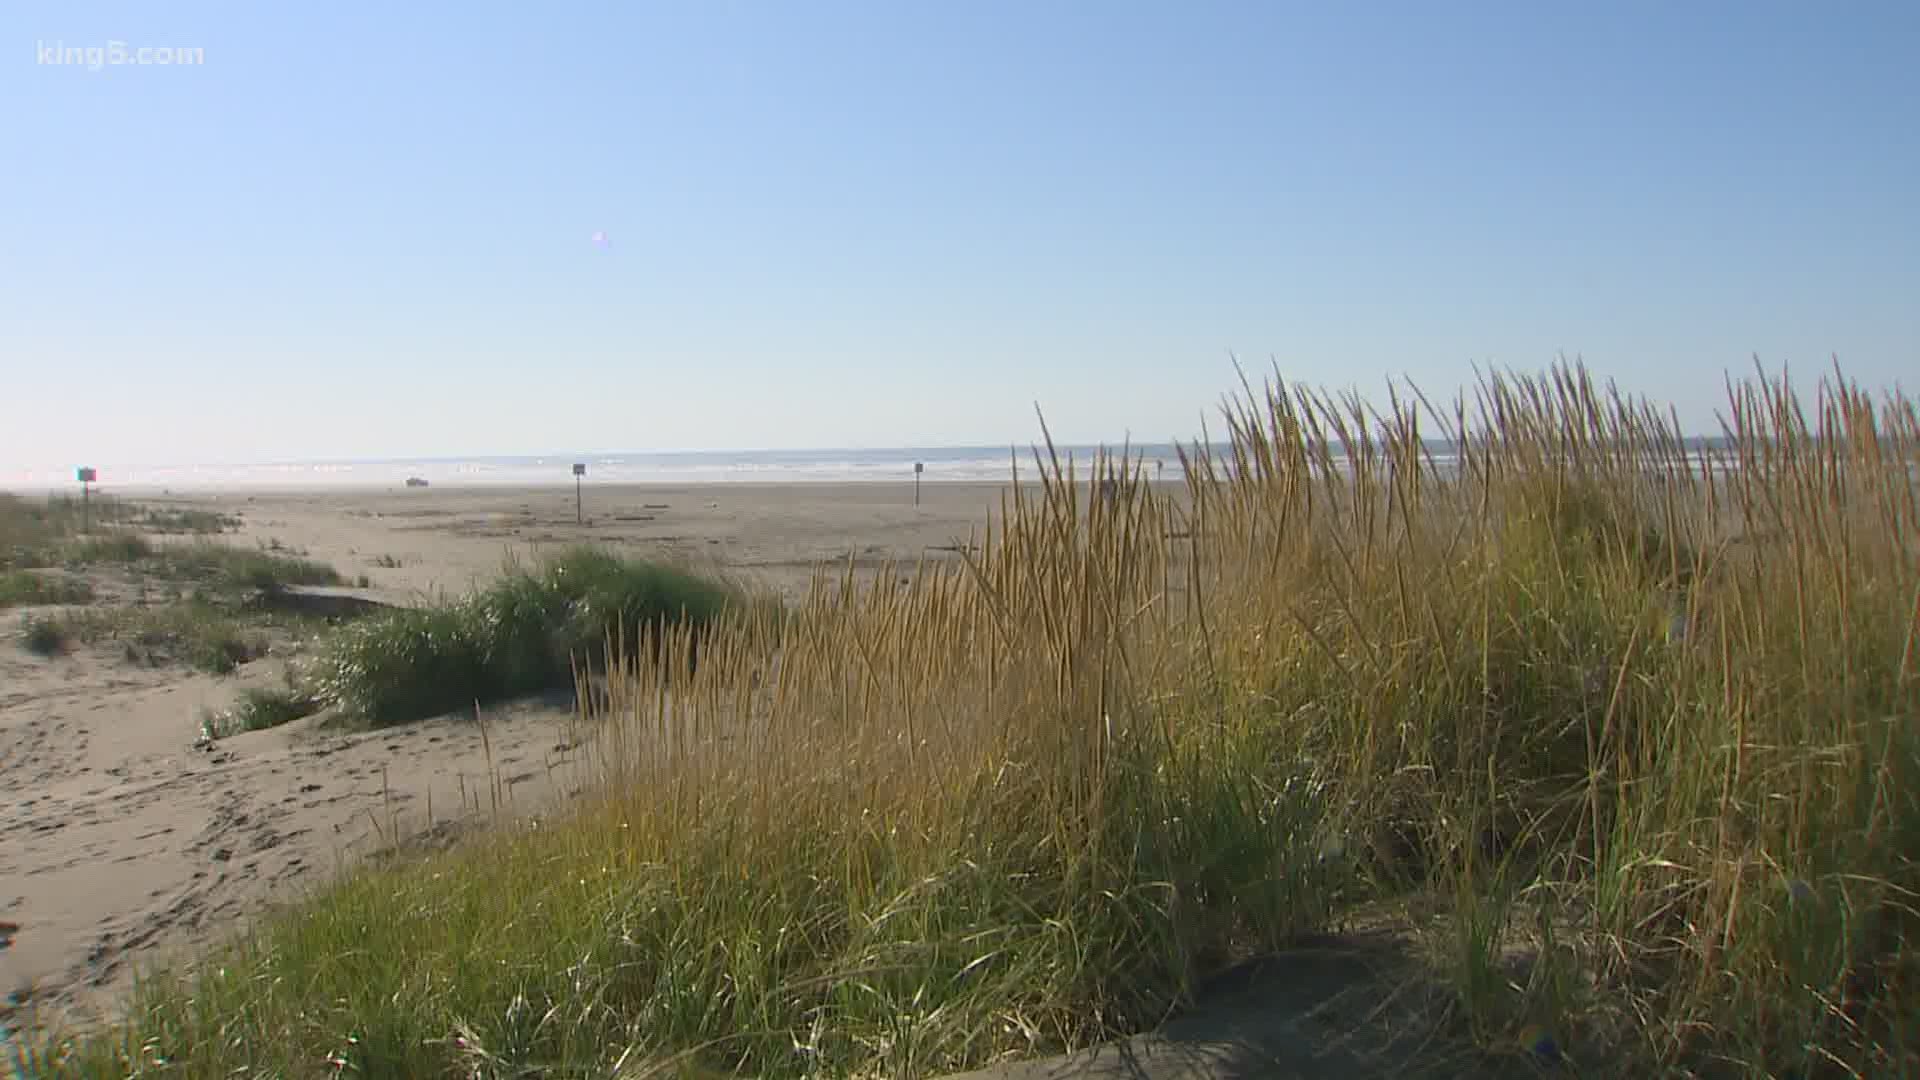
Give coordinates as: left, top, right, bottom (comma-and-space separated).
61, 534, 340, 592
0, 570, 93, 609
202, 683, 327, 739
25, 362, 1920, 1079
0, 493, 171, 569
0, 493, 327, 588
0, 493, 87, 570
20, 612, 70, 656
25, 601, 300, 674
308, 546, 749, 727
130, 506, 240, 534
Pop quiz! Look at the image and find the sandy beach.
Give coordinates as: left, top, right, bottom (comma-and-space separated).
1, 481, 1018, 1027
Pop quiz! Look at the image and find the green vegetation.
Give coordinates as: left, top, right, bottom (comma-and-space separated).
132, 506, 241, 534
64, 534, 338, 592
177, 548, 745, 736
1, 493, 325, 590
310, 546, 746, 727
202, 683, 327, 739
3, 495, 346, 672
0, 569, 93, 609
29, 601, 301, 674
20, 613, 70, 656
63, 531, 155, 565
163, 541, 339, 591
0, 493, 84, 569
24, 364, 1920, 1079
0, 492, 149, 567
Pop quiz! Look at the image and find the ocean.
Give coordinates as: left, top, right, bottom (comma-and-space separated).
2, 444, 1209, 493
5, 437, 1755, 494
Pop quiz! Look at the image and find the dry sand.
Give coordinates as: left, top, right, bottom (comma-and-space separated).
1, 482, 1015, 1028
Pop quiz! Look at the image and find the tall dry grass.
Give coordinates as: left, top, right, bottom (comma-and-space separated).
33, 361, 1918, 1078
578, 358, 1919, 1074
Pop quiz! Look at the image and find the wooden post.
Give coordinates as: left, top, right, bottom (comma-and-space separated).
573, 463, 586, 524
914, 461, 924, 506
77, 467, 97, 532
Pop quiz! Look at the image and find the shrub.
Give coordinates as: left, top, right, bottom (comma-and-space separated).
0, 570, 93, 609
310, 548, 742, 726
203, 685, 326, 738
21, 613, 69, 655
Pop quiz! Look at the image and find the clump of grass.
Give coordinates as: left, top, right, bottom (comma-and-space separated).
34, 602, 279, 674
0, 496, 62, 570
0, 569, 93, 609
1, 492, 146, 568
20, 613, 70, 656
154, 541, 339, 591
2, 490, 134, 536
202, 684, 326, 739
64, 531, 153, 565
59, 534, 339, 592
310, 547, 744, 726
133, 506, 240, 534
32, 362, 1920, 1079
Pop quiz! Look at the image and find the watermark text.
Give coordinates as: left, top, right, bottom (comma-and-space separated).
37, 39, 204, 71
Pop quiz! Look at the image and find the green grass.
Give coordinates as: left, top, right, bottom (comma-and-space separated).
309, 546, 746, 726
201, 684, 326, 739
23, 601, 305, 674
0, 493, 79, 569
20, 612, 70, 656
131, 506, 241, 534
0, 569, 94, 609
2, 494, 171, 568
1, 495, 317, 589
154, 540, 340, 591
63, 531, 155, 565
61, 534, 339, 591
24, 362, 1920, 1079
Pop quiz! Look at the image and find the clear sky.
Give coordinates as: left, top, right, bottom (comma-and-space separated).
3, 2, 1915, 467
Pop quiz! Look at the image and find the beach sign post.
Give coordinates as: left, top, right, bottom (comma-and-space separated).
914, 461, 924, 506
77, 467, 97, 532
573, 463, 587, 524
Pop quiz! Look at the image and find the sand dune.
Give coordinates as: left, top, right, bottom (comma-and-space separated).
1, 482, 1019, 1028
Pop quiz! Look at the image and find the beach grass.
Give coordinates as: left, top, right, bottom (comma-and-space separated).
25, 601, 298, 675
64, 535, 340, 592
25, 361, 1920, 1078
0, 492, 157, 569
20, 612, 71, 656
0, 494, 85, 570
2, 498, 347, 672
0, 569, 94, 609
129, 506, 241, 534
201, 683, 327, 739
308, 546, 749, 727
0, 494, 326, 590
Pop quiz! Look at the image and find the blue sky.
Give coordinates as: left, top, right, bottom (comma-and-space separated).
3, 1, 1915, 467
